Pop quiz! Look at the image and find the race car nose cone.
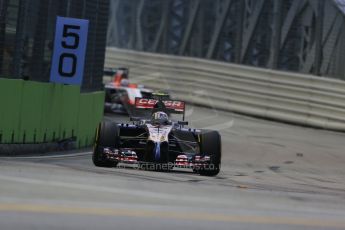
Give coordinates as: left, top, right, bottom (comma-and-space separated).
154, 142, 160, 161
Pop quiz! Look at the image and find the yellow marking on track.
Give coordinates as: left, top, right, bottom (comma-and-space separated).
0, 203, 344, 228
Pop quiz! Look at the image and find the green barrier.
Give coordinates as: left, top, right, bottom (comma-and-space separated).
91, 91, 105, 147
0, 78, 104, 148
77, 93, 94, 148
40, 83, 62, 142
92, 91, 105, 132
60, 85, 80, 140
20, 81, 47, 143
0, 79, 24, 143
77, 91, 105, 148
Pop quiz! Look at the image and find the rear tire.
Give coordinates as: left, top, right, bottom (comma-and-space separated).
198, 130, 221, 176
92, 121, 120, 167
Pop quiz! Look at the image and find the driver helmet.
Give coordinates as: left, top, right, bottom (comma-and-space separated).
151, 111, 169, 125
120, 78, 129, 87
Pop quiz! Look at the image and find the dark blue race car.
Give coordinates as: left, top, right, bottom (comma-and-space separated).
93, 95, 221, 176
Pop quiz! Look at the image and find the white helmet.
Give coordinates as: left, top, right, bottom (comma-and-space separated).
151, 111, 169, 124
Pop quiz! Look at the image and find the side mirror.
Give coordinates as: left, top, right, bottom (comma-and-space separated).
178, 121, 188, 126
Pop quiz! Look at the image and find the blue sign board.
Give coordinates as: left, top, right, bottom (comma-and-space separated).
50, 17, 89, 85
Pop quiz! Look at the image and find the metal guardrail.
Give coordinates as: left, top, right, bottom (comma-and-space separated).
105, 47, 345, 131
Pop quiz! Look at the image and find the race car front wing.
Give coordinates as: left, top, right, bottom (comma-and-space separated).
102, 147, 214, 170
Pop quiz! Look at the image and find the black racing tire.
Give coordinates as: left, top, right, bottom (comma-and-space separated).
198, 130, 221, 176
92, 121, 120, 167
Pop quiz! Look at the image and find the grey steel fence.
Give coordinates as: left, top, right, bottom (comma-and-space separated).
107, 0, 345, 80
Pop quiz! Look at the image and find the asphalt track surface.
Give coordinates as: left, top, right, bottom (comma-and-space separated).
1, 105, 345, 230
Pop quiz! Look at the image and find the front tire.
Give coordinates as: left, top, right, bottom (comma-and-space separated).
198, 130, 221, 176
92, 121, 120, 167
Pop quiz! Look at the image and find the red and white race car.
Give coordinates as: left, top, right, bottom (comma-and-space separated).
104, 67, 169, 116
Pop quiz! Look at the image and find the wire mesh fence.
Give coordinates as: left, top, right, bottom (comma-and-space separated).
0, 0, 109, 91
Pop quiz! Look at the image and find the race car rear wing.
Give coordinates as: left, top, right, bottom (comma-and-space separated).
103, 67, 117, 76
103, 67, 129, 76
134, 97, 186, 120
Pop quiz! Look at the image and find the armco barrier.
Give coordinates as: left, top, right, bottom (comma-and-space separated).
0, 78, 104, 149
105, 47, 345, 131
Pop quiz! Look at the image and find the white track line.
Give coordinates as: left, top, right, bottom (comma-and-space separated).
0, 152, 92, 160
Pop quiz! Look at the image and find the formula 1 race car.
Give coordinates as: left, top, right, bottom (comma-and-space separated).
103, 67, 169, 116
93, 95, 221, 176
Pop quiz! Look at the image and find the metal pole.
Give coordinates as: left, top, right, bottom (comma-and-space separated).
0, 0, 9, 75
235, 0, 244, 64
12, 0, 27, 78
268, 0, 282, 69
314, 0, 324, 76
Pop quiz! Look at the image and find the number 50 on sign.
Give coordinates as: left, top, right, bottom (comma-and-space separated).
50, 17, 89, 85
